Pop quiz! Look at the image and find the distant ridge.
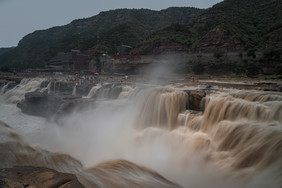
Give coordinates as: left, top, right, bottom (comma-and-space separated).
136, 0, 282, 54
0, 47, 14, 56
0, 7, 202, 69
0, 0, 281, 70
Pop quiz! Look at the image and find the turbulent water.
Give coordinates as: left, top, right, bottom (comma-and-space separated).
0, 78, 281, 188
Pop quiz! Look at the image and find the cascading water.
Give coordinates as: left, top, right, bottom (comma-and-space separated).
1, 78, 44, 104
72, 84, 77, 96
40, 81, 52, 94
0, 78, 281, 188
87, 84, 102, 98
134, 87, 187, 129
0, 82, 12, 94
178, 91, 282, 180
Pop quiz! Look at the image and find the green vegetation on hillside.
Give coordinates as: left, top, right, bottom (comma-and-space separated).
0, 0, 281, 77
139, 0, 282, 51
0, 7, 202, 69
0, 47, 14, 56
134, 0, 282, 77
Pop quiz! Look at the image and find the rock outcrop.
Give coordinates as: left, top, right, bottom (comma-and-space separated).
185, 90, 206, 111
17, 92, 64, 118
16, 83, 123, 118
16, 91, 96, 118
0, 166, 84, 188
191, 27, 243, 53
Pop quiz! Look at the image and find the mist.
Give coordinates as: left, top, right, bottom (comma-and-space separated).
0, 69, 281, 187
141, 54, 188, 84
26, 84, 280, 188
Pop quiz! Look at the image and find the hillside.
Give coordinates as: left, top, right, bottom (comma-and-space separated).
136, 0, 282, 54
0, 7, 203, 69
0, 47, 14, 56
1, 0, 281, 72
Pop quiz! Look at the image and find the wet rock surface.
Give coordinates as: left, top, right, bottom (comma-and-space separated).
185, 90, 206, 111
16, 78, 96, 118
16, 91, 94, 118
0, 166, 84, 188
17, 92, 64, 118
91, 83, 122, 99
16, 82, 123, 118
2, 72, 281, 118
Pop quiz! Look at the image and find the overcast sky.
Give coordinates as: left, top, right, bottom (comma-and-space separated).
0, 0, 223, 47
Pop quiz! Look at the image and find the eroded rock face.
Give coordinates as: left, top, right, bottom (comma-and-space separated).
17, 92, 64, 118
185, 90, 206, 111
0, 166, 84, 188
17, 91, 95, 119
191, 27, 243, 53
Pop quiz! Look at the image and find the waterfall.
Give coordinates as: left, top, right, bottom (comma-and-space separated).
86, 84, 122, 99
118, 85, 135, 99
40, 82, 52, 94
134, 87, 188, 130
0, 79, 281, 188
176, 90, 282, 178
0, 82, 11, 95
53, 81, 61, 93
1, 78, 45, 104
72, 85, 77, 96
87, 84, 102, 98
199, 91, 282, 131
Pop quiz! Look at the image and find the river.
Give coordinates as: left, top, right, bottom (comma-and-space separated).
0, 77, 281, 188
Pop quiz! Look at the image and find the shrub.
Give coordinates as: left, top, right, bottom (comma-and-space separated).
245, 59, 259, 77
0, 67, 10, 72
192, 61, 205, 75
214, 51, 224, 59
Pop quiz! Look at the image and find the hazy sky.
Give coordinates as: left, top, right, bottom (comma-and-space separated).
0, 0, 223, 47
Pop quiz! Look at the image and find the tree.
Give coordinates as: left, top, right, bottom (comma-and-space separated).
192, 61, 205, 75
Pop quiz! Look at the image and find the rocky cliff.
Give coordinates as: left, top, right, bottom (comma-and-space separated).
190, 27, 243, 53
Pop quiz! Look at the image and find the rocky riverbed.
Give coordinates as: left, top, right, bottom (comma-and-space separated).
0, 166, 84, 188
1, 72, 282, 119
1, 72, 282, 187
